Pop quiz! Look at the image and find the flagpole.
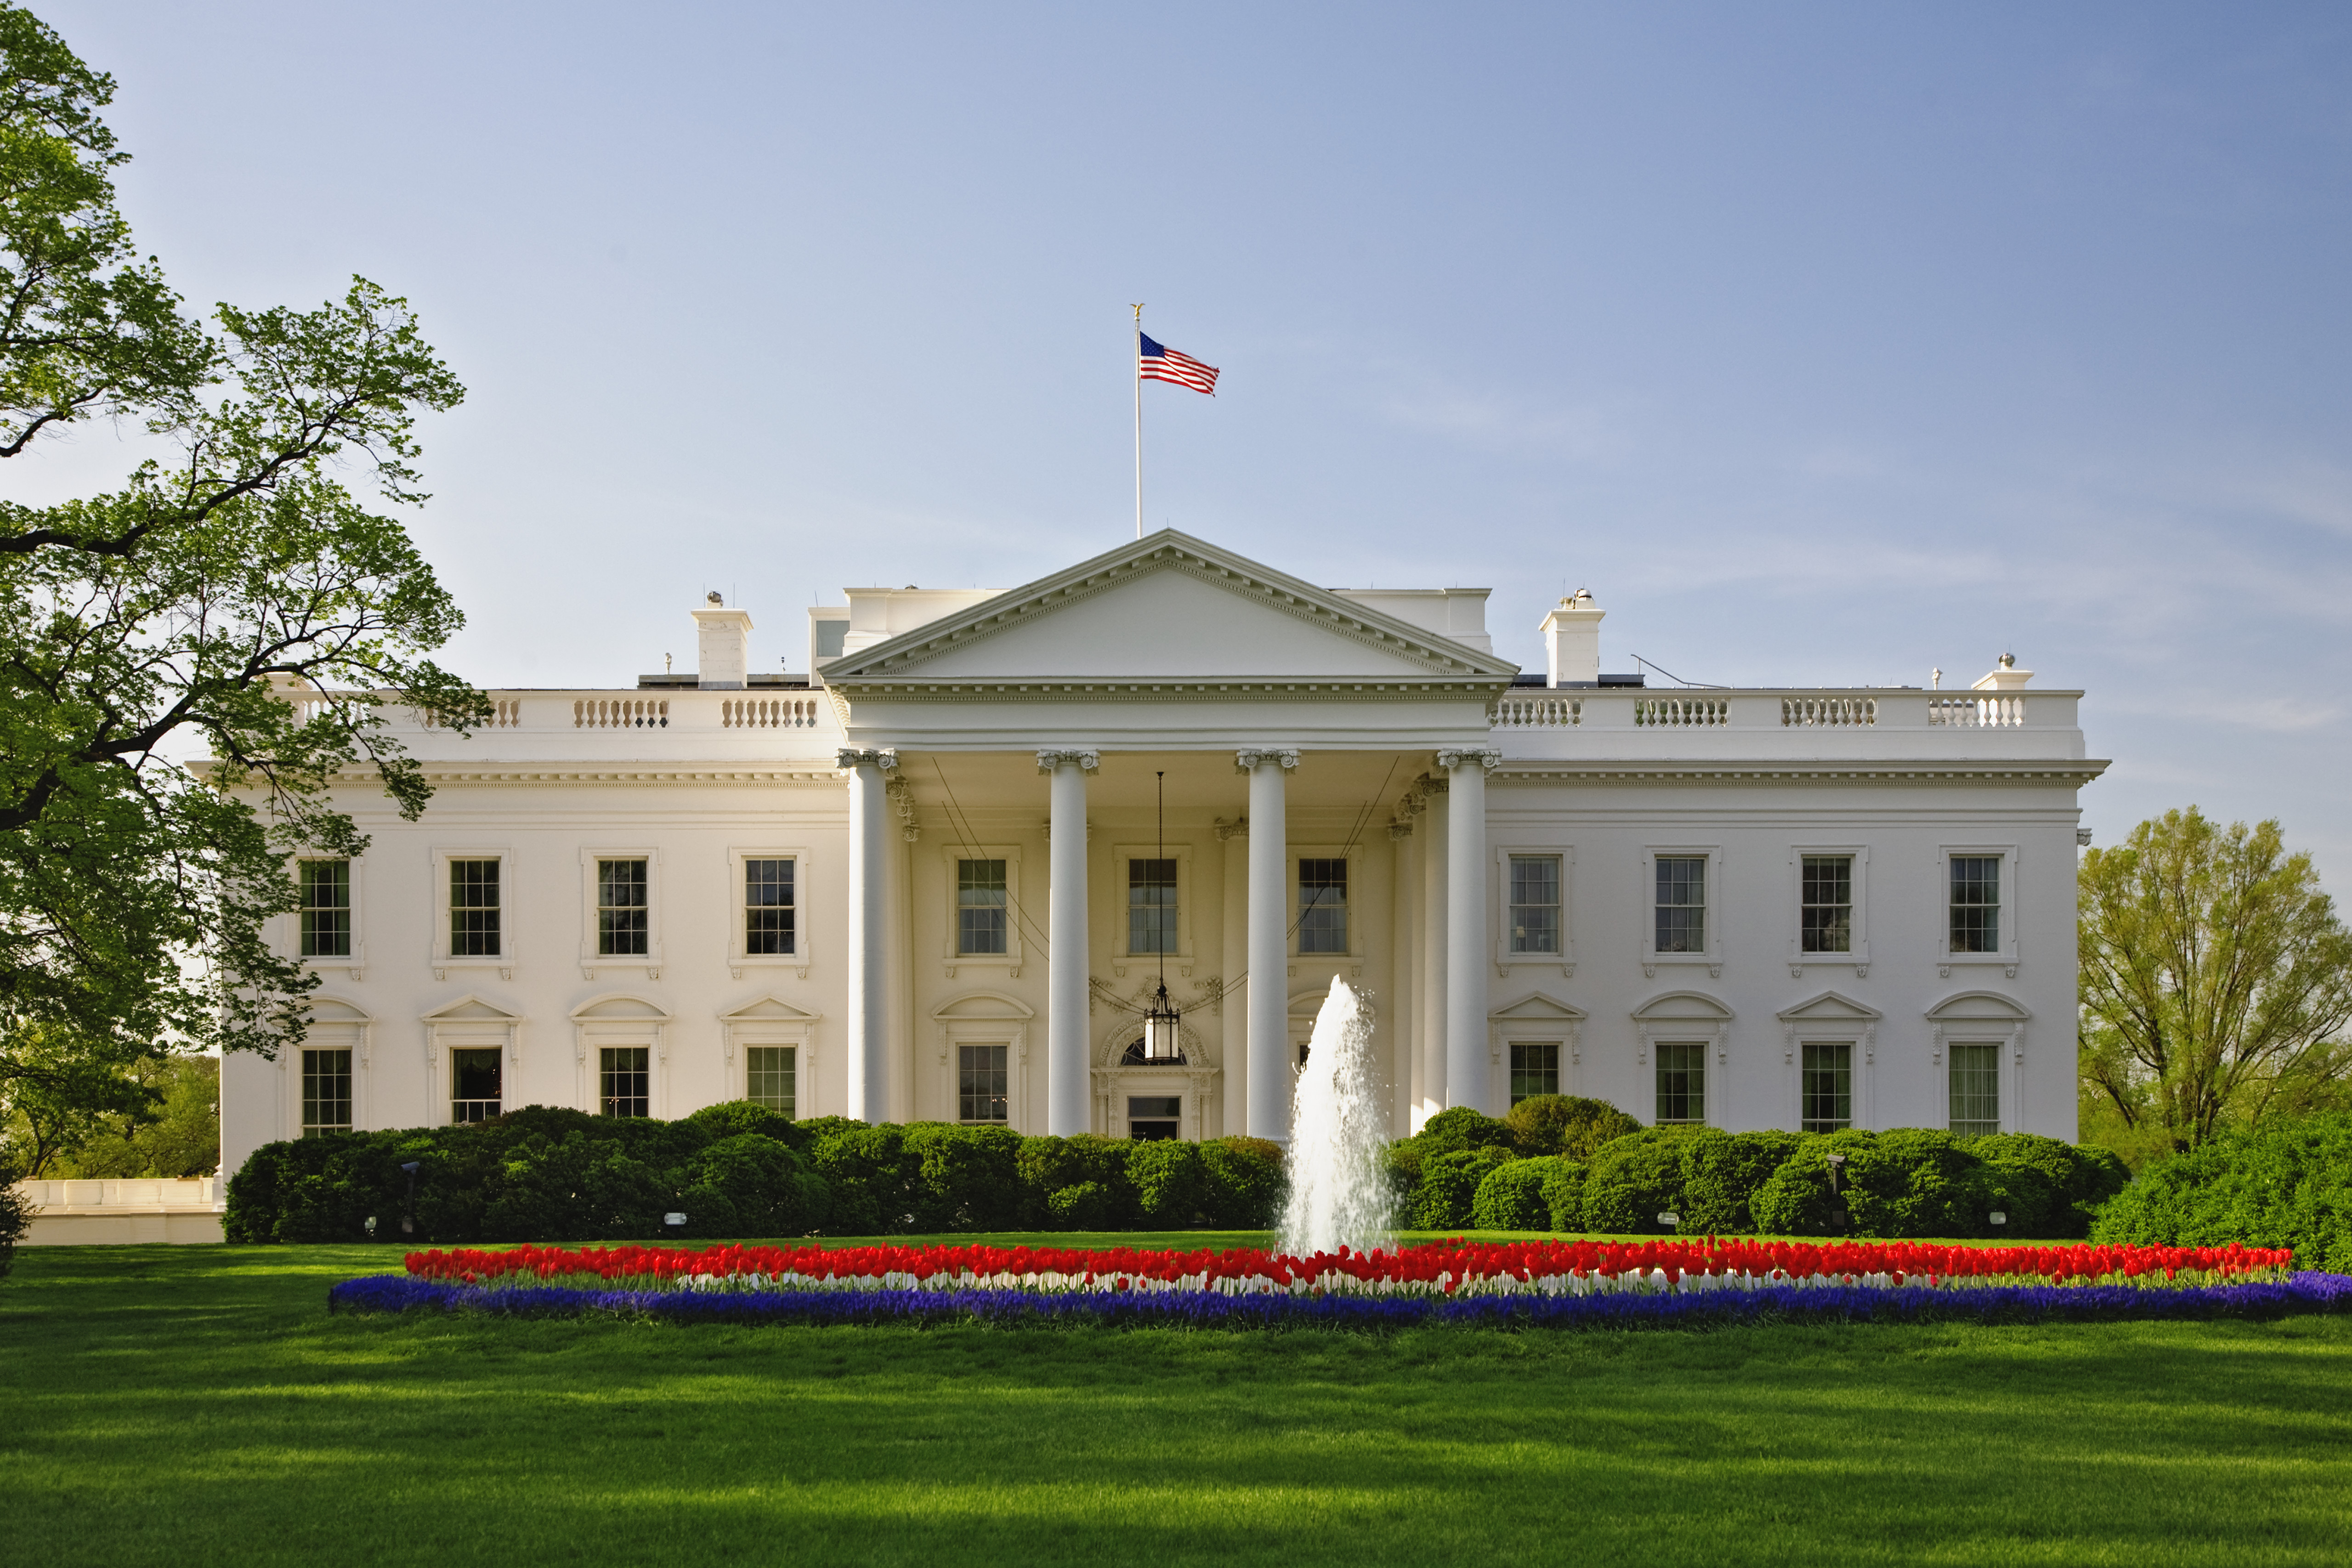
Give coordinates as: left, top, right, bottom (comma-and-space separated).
1130, 302, 1145, 540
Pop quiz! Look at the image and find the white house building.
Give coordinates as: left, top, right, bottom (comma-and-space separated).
219, 530, 2105, 1177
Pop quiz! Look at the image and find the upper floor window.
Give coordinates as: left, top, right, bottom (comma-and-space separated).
1655, 855, 1706, 954
1508, 855, 1561, 954
1800, 855, 1853, 954
1298, 858, 1349, 954
958, 859, 1008, 955
745, 858, 795, 955
299, 859, 351, 957
1950, 856, 2002, 953
597, 858, 649, 956
449, 859, 501, 957
1128, 858, 1176, 955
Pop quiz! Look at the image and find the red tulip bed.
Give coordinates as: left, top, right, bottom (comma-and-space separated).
329, 1237, 2352, 1330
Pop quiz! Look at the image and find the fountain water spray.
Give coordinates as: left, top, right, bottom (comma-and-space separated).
1278, 976, 1395, 1257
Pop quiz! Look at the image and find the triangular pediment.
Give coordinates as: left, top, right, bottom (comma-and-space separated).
721, 994, 821, 1022
825, 531, 1519, 687
1492, 991, 1587, 1022
420, 994, 518, 1023
1777, 990, 1882, 1024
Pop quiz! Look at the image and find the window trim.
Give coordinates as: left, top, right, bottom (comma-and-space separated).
1787, 845, 1870, 977
1288, 844, 1366, 962
1640, 845, 1723, 977
578, 847, 663, 979
940, 845, 1026, 974
1776, 992, 1881, 1132
431, 847, 514, 980
719, 995, 820, 1112
1632, 992, 1731, 1128
1927, 992, 2030, 1135
1110, 841, 1195, 969
292, 855, 366, 979
727, 846, 814, 979
420, 993, 521, 1127
1492, 845, 1576, 979
934, 996, 1032, 1131
1486, 992, 1588, 1112
1936, 843, 2020, 974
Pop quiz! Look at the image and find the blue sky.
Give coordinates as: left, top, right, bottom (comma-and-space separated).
23, 2, 2352, 883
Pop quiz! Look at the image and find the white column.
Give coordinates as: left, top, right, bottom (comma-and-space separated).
1389, 818, 1418, 1138
1039, 748, 1099, 1136
840, 747, 896, 1121
1239, 747, 1298, 1143
1218, 817, 1250, 1137
1418, 775, 1449, 1123
1440, 747, 1500, 1113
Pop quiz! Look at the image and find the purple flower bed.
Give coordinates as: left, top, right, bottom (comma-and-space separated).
328, 1270, 2352, 1330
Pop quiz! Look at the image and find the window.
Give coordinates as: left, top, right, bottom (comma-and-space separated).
299, 860, 351, 957
1128, 1096, 1181, 1141
301, 1048, 351, 1136
1128, 858, 1177, 955
746, 1045, 797, 1116
745, 859, 795, 955
958, 859, 1008, 955
451, 1047, 502, 1124
449, 859, 501, 957
1655, 856, 1706, 953
958, 1044, 1008, 1124
1298, 859, 1349, 954
596, 858, 648, 956
1950, 1043, 2000, 1137
1655, 1042, 1706, 1125
601, 1046, 649, 1118
1509, 855, 1562, 955
1509, 1042, 1559, 1105
1800, 855, 1852, 954
1801, 1042, 1852, 1133
1950, 856, 2002, 953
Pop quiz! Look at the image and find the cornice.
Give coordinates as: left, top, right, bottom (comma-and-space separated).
824, 530, 1521, 685
1492, 760, 2111, 786
830, 677, 1511, 703
323, 767, 850, 788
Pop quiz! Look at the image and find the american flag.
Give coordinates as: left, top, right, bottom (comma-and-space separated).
1138, 332, 1219, 395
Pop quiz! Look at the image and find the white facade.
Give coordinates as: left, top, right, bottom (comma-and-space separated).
221, 531, 2104, 1176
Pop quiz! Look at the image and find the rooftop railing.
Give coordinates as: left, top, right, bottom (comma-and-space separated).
1492, 689, 2064, 732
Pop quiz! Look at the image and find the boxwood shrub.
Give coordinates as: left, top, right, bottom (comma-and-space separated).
2091, 1112, 2352, 1271
1470, 1155, 1562, 1229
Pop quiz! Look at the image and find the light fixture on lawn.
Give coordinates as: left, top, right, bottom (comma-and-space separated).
1142, 770, 1183, 1063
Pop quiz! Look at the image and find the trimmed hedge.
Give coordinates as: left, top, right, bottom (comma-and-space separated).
225, 1104, 1285, 1244
2091, 1112, 2352, 1271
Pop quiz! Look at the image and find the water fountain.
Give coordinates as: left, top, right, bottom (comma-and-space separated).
1277, 975, 1395, 1257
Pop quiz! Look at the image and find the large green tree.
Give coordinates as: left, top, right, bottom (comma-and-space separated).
2079, 808, 2352, 1156
0, 2, 480, 1158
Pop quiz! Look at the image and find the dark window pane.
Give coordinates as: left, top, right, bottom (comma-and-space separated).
745, 859, 795, 955
1298, 858, 1349, 954
598, 858, 648, 956
601, 1046, 650, 1118
1949, 1042, 2000, 1136
958, 859, 1008, 955
958, 1044, 1009, 1123
1800, 855, 1853, 953
1950, 856, 2001, 952
449, 859, 500, 957
1509, 1042, 1559, 1105
300, 1048, 351, 1135
1801, 1042, 1852, 1133
1128, 858, 1178, 955
451, 1047, 503, 1123
299, 859, 351, 957
1509, 855, 1561, 955
746, 1046, 796, 1117
1655, 1042, 1706, 1125
1655, 856, 1706, 953
1128, 1095, 1181, 1141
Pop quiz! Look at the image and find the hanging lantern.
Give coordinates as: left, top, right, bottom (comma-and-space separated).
1142, 980, 1183, 1062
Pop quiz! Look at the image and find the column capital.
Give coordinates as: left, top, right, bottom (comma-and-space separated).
1387, 818, 1415, 839
1436, 746, 1503, 774
837, 746, 899, 773
1035, 747, 1100, 774
1213, 815, 1248, 842
1234, 747, 1300, 773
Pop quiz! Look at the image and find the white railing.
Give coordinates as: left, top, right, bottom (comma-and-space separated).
15, 1176, 219, 1208
720, 697, 824, 729
1634, 696, 1730, 726
576, 698, 670, 729
1493, 695, 1581, 729
419, 698, 523, 729
1782, 696, 1875, 727
1928, 695, 2026, 727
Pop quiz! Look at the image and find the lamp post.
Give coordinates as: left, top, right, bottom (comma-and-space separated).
1825, 1152, 1848, 1234
398, 1160, 421, 1237
1141, 770, 1183, 1063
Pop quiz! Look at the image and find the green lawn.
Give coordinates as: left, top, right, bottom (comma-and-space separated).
6, 1239, 2351, 1567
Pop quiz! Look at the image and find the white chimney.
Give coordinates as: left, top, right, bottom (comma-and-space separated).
692, 593, 752, 689
1972, 651, 2033, 692
1540, 589, 1604, 687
